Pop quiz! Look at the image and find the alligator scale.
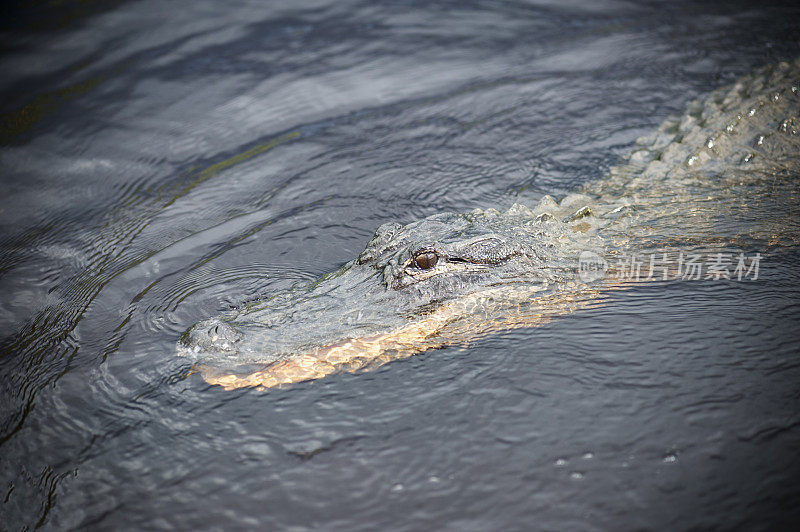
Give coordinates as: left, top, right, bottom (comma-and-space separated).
179, 59, 800, 390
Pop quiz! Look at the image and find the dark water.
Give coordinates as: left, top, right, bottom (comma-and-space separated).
1, 0, 800, 529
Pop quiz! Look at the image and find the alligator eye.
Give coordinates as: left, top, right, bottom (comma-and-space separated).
414, 252, 438, 270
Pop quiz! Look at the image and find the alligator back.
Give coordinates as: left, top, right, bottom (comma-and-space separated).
188, 59, 800, 390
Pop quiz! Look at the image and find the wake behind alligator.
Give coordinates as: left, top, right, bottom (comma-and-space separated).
179, 59, 800, 390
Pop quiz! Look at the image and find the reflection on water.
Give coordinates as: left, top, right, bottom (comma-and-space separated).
1, 0, 799, 529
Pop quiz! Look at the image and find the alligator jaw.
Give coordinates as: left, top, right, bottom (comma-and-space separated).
195, 300, 462, 390
194, 282, 612, 391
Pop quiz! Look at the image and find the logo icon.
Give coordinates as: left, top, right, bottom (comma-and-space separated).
578, 251, 607, 282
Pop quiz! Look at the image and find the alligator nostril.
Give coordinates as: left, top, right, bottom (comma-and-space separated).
183, 319, 243, 353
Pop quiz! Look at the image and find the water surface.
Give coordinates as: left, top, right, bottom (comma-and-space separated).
1, 0, 799, 529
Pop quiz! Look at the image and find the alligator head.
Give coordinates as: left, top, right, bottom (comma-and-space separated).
179, 58, 800, 390
178, 199, 603, 389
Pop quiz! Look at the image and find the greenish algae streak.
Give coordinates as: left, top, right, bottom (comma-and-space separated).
0, 74, 107, 144
163, 131, 301, 208
127, 130, 302, 304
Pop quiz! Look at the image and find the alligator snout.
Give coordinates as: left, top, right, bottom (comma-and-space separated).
180, 318, 242, 354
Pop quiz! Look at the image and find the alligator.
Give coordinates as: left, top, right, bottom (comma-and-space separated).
179, 59, 800, 390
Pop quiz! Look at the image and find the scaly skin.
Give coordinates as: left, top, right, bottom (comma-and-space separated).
180, 59, 800, 390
